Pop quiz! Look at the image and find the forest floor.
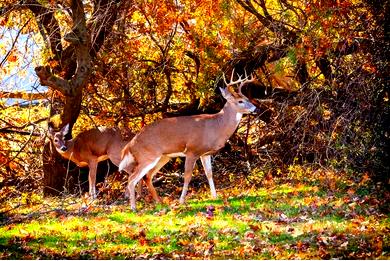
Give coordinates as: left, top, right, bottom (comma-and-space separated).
0, 168, 389, 259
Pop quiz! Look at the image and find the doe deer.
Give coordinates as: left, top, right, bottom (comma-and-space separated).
48, 124, 134, 198
119, 71, 258, 210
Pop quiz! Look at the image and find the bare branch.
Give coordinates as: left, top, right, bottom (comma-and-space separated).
0, 91, 48, 100
0, 129, 41, 136
23, 0, 63, 58
0, 18, 31, 67
0, 117, 48, 132
88, 0, 124, 57
0, 126, 38, 168
235, 0, 298, 42
34, 66, 72, 95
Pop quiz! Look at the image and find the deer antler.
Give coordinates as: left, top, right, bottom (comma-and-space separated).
223, 68, 246, 87
238, 70, 256, 95
223, 69, 256, 95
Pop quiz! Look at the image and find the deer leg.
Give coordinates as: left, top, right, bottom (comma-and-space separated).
200, 155, 217, 199
127, 157, 161, 211
123, 159, 167, 201
179, 155, 198, 204
122, 165, 137, 199
88, 160, 98, 198
144, 156, 170, 203
108, 149, 137, 199
135, 180, 142, 200
108, 152, 130, 198
122, 168, 157, 202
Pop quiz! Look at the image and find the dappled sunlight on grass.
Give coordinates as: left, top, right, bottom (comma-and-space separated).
0, 169, 389, 259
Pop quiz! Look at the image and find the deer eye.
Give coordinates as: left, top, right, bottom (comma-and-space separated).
238, 100, 244, 104
54, 139, 58, 143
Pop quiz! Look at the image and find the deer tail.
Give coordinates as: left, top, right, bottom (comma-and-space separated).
119, 147, 135, 172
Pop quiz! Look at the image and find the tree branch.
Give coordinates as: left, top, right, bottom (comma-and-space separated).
88, 0, 123, 58
23, 0, 63, 59
0, 129, 41, 136
35, 66, 73, 95
0, 117, 48, 132
236, 0, 298, 42
0, 91, 48, 100
0, 18, 31, 67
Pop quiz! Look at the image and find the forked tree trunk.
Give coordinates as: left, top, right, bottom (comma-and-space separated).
29, 0, 126, 196
33, 0, 91, 195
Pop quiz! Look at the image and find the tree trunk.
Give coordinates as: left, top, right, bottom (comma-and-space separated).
42, 140, 86, 196
30, 0, 126, 196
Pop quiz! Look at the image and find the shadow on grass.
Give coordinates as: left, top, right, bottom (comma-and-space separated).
1, 180, 388, 259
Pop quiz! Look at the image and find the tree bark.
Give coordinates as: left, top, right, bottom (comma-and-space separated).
42, 141, 80, 196
30, 0, 124, 196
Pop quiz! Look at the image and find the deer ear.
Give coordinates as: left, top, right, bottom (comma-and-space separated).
220, 87, 232, 100
61, 123, 70, 135
48, 126, 55, 137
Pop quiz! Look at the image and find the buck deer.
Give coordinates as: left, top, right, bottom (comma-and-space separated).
48, 124, 134, 198
119, 71, 258, 210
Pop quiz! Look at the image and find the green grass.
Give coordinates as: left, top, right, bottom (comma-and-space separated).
0, 178, 389, 259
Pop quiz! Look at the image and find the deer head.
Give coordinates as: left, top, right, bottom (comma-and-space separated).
220, 69, 257, 114
48, 123, 70, 152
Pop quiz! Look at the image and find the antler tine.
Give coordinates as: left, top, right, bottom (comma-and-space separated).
238, 77, 245, 95
238, 70, 256, 94
230, 68, 235, 83
248, 71, 255, 82
223, 69, 234, 86
222, 68, 234, 86
222, 73, 226, 85
242, 69, 255, 82
223, 68, 249, 87
244, 69, 248, 80
223, 69, 257, 96
222, 72, 228, 86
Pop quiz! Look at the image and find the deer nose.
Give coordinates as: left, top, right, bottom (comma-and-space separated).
60, 146, 68, 151
253, 107, 262, 114
247, 104, 257, 113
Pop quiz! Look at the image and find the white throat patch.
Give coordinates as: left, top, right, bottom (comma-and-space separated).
236, 112, 243, 123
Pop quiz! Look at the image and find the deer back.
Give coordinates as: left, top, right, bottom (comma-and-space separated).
126, 106, 242, 159
67, 127, 124, 165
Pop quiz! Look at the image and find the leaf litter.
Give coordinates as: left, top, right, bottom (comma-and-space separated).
0, 170, 389, 259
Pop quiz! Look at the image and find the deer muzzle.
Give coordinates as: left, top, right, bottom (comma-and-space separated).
254, 107, 262, 114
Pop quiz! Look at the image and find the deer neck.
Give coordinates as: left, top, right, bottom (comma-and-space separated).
216, 102, 243, 135
57, 139, 75, 160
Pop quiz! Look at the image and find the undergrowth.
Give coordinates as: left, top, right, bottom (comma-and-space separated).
0, 167, 389, 259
